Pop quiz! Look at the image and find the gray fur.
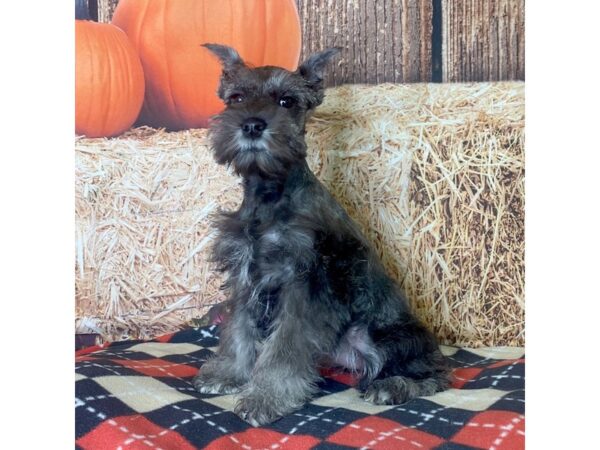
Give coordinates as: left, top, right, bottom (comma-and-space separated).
193, 45, 450, 426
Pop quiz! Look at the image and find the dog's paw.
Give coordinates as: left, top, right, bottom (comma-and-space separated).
234, 394, 282, 427
193, 360, 245, 395
363, 378, 409, 405
193, 373, 244, 394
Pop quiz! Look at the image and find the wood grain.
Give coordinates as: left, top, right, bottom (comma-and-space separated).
442, 0, 524, 82
297, 0, 432, 84
76, 0, 97, 20
94, 0, 525, 84
97, 0, 118, 24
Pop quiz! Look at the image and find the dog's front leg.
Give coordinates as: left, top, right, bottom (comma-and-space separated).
194, 302, 258, 394
234, 283, 334, 426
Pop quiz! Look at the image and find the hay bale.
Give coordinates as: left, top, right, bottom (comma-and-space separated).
75, 82, 524, 346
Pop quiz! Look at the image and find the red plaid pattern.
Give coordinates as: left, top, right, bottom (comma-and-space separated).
76, 326, 525, 449
451, 411, 525, 449
328, 416, 445, 449
77, 414, 196, 450
205, 429, 320, 450
110, 358, 199, 378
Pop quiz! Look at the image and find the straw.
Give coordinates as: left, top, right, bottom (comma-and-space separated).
75, 81, 524, 346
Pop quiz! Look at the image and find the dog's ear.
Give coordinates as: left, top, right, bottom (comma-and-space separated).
202, 43, 246, 72
297, 48, 340, 88
202, 43, 247, 101
297, 48, 340, 109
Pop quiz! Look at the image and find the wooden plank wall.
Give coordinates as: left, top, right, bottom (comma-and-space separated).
297, 0, 433, 84
442, 0, 525, 81
77, 0, 524, 84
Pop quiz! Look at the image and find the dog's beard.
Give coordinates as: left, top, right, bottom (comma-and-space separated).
210, 113, 307, 178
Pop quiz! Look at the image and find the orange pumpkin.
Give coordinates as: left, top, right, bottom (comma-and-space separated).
112, 0, 302, 130
75, 20, 145, 138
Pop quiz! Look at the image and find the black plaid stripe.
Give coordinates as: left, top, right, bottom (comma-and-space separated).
378, 398, 480, 439
76, 325, 525, 449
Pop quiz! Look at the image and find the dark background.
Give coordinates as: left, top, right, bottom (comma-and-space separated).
77, 0, 524, 85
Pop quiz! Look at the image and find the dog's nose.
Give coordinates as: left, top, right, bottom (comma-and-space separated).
241, 118, 267, 138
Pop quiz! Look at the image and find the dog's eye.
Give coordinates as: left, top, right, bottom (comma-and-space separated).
228, 94, 245, 104
278, 96, 297, 108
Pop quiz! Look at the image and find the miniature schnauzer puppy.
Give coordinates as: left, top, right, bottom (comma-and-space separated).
193, 44, 450, 426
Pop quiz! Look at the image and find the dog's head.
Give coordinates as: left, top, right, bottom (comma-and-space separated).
203, 43, 340, 178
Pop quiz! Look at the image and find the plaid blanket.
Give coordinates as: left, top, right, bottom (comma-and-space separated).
76, 325, 525, 449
